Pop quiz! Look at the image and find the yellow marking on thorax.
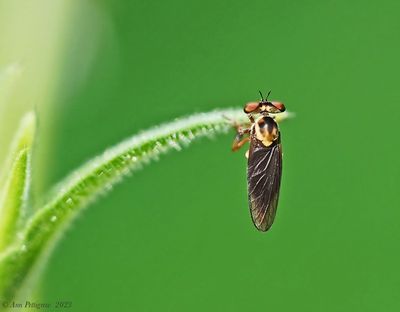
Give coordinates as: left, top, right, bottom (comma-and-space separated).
254, 117, 278, 147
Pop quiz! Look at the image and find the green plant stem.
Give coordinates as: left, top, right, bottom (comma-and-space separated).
0, 108, 291, 302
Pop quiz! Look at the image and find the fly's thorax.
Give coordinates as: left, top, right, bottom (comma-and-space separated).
253, 116, 279, 147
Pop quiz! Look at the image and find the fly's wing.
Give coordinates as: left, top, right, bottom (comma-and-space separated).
247, 136, 282, 232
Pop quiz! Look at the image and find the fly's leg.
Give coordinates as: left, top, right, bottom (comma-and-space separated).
247, 114, 255, 123
232, 135, 250, 152
232, 126, 251, 152
223, 114, 252, 152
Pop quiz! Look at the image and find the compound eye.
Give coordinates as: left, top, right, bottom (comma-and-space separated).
243, 102, 260, 114
268, 102, 286, 113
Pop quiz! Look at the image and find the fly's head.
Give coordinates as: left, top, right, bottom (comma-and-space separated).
243, 90, 286, 117
260, 101, 286, 115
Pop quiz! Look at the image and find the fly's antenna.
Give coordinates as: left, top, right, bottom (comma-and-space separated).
266, 90, 272, 101
259, 90, 264, 101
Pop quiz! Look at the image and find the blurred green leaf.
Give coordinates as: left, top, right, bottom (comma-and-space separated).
0, 112, 35, 252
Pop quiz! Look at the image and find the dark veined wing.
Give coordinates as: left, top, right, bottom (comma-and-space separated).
247, 135, 282, 232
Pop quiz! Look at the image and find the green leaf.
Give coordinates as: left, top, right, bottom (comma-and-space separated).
0, 112, 36, 252
0, 108, 292, 302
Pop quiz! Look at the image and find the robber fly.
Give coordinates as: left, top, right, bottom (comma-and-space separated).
232, 91, 286, 232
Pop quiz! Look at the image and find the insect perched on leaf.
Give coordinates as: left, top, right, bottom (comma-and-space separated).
231, 91, 286, 232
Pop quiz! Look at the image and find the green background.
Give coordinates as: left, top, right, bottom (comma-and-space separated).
2, 0, 400, 311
